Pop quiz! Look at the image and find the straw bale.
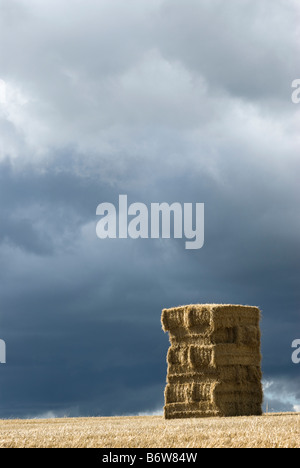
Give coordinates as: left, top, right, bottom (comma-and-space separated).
162, 304, 261, 334
162, 304, 262, 418
164, 400, 262, 419
167, 365, 262, 384
165, 382, 263, 404
167, 325, 260, 347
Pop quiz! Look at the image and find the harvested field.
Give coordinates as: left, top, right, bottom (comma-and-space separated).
0, 413, 299, 448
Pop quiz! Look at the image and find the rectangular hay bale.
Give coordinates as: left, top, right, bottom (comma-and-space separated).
162, 304, 263, 419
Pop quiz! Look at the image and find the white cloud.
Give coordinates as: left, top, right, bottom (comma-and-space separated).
24, 407, 80, 420
136, 408, 163, 417
263, 378, 300, 413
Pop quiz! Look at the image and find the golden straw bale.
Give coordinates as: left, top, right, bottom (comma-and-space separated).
162, 304, 262, 419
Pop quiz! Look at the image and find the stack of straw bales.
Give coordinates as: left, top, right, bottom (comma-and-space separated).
161, 304, 263, 419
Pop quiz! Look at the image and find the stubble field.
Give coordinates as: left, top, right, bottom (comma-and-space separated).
0, 413, 299, 448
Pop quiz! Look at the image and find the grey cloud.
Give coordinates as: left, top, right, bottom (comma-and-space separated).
156, 0, 300, 101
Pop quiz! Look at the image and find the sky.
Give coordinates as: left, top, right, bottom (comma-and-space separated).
0, 0, 299, 418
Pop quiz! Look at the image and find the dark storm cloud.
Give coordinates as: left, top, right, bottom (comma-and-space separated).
0, 152, 299, 416
0, 317, 166, 418
0, 0, 299, 417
